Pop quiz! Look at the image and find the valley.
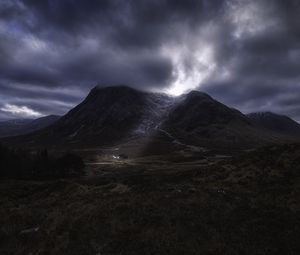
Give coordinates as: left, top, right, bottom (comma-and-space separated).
1, 143, 299, 254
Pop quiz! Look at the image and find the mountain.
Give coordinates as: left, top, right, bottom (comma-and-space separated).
2, 86, 300, 150
5, 86, 173, 146
247, 112, 300, 136
157, 91, 274, 149
0, 115, 60, 138
44, 86, 173, 144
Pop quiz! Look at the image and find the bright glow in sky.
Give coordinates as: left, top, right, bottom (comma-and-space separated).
1, 0, 300, 120
0, 104, 43, 118
163, 44, 216, 96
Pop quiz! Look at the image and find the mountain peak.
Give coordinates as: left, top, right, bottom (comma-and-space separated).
187, 90, 211, 97
89, 85, 143, 95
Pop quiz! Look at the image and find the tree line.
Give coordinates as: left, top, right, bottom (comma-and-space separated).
0, 143, 85, 180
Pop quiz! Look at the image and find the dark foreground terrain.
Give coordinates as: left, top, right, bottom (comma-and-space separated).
1, 143, 300, 255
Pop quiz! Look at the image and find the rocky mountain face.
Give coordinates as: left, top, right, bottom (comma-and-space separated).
2, 86, 300, 149
44, 86, 174, 145
0, 115, 60, 138
247, 112, 300, 136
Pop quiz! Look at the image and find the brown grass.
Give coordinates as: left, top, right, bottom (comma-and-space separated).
1, 144, 300, 254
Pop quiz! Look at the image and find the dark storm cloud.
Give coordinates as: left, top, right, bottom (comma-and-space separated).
0, 0, 300, 121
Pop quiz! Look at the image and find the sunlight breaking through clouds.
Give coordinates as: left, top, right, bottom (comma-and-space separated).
163, 43, 217, 96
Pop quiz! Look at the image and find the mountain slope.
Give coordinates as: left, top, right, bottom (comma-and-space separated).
156, 91, 273, 149
165, 91, 249, 130
247, 112, 300, 136
0, 115, 60, 138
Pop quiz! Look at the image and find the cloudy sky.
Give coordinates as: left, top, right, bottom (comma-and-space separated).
0, 0, 300, 120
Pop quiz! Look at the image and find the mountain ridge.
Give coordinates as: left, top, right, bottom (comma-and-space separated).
0, 115, 60, 138
1, 86, 300, 150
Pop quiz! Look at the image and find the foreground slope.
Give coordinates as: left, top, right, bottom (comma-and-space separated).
0, 143, 299, 254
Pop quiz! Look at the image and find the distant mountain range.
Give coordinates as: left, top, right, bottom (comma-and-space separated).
0, 115, 60, 138
1, 86, 300, 150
